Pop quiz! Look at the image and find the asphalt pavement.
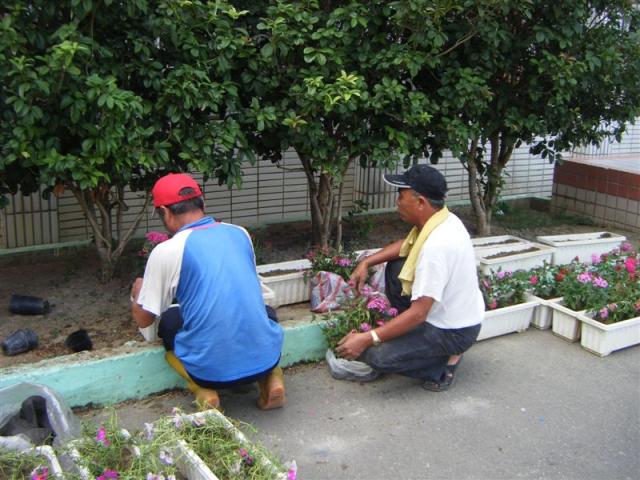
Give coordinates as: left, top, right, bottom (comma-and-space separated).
80, 329, 640, 480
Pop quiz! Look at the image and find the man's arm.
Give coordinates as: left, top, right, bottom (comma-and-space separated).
130, 277, 156, 328
335, 295, 434, 360
349, 239, 404, 291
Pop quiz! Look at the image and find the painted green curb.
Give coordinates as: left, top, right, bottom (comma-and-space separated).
0, 320, 329, 408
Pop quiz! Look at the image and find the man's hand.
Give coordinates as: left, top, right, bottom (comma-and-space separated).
335, 330, 373, 360
130, 277, 143, 303
348, 261, 370, 292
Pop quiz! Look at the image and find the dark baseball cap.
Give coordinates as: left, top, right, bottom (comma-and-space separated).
383, 164, 448, 200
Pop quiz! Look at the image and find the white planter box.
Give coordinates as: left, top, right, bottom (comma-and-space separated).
524, 293, 562, 330
171, 439, 219, 480
477, 241, 555, 274
579, 312, 640, 357
257, 259, 311, 307
176, 409, 287, 480
472, 235, 530, 251
536, 232, 626, 265
549, 301, 585, 342
477, 301, 536, 341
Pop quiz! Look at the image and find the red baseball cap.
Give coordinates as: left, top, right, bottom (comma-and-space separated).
152, 173, 203, 207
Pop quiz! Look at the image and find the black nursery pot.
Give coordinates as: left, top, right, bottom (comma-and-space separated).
2, 329, 39, 356
65, 329, 93, 352
9, 295, 50, 315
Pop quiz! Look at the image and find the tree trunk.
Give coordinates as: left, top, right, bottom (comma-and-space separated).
298, 151, 334, 250
73, 186, 151, 283
465, 138, 490, 236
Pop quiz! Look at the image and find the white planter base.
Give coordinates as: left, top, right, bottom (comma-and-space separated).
477, 301, 536, 341
524, 293, 562, 330
477, 242, 555, 274
550, 301, 584, 342
579, 313, 640, 357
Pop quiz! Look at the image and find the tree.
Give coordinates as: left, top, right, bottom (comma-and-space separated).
240, 1, 439, 249
0, 0, 254, 280
403, 0, 640, 235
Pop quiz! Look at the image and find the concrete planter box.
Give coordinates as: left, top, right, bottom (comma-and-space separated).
579, 312, 640, 357
257, 259, 311, 307
477, 301, 536, 341
477, 242, 555, 275
524, 293, 562, 330
536, 232, 626, 265
549, 301, 585, 342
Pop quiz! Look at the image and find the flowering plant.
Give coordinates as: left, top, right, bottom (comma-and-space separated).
304, 247, 358, 281
479, 269, 528, 310
0, 448, 49, 480
527, 261, 564, 299
67, 414, 180, 480
153, 407, 295, 480
137, 231, 169, 259
322, 286, 398, 352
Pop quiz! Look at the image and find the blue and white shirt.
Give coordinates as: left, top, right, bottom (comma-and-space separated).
137, 216, 284, 382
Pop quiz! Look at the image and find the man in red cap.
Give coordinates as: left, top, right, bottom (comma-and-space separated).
130, 173, 285, 409
336, 165, 483, 391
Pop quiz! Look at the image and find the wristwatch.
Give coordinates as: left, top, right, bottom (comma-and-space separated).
370, 330, 382, 346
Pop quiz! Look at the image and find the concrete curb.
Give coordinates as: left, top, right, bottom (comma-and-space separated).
0, 320, 329, 407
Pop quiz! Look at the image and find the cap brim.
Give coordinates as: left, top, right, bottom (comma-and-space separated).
383, 173, 410, 189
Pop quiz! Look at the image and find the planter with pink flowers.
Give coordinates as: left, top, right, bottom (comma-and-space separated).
579, 311, 640, 357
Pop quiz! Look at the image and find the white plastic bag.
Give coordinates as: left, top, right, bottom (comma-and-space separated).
0, 383, 81, 447
325, 349, 380, 382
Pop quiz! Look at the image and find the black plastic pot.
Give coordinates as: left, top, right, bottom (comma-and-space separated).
2, 329, 39, 356
9, 294, 50, 315
64, 329, 93, 352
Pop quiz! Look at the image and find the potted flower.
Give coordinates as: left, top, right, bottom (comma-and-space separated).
524, 262, 565, 329
477, 269, 538, 340
578, 251, 640, 356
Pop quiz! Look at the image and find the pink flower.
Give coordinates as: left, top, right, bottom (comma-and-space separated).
529, 275, 538, 285
97, 470, 119, 480
335, 257, 352, 267
239, 447, 254, 466
361, 285, 374, 297
376, 320, 385, 327
599, 307, 609, 319
145, 231, 169, 244
488, 298, 498, 310
31, 466, 48, 480
387, 307, 398, 317
482, 279, 490, 289
621, 242, 632, 252
591, 254, 601, 265
608, 303, 618, 311
592, 276, 608, 288
95, 427, 110, 446
625, 257, 636, 274
367, 297, 389, 313
496, 271, 506, 280
359, 322, 372, 332
577, 272, 592, 284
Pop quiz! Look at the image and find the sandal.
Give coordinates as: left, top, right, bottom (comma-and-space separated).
422, 355, 463, 392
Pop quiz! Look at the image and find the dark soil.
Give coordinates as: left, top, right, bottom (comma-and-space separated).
483, 246, 541, 259
0, 202, 637, 369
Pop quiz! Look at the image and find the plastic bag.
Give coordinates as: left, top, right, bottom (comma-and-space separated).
325, 349, 380, 382
309, 271, 354, 313
0, 383, 81, 447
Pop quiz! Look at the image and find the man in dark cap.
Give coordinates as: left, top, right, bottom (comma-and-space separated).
130, 173, 286, 409
336, 164, 483, 391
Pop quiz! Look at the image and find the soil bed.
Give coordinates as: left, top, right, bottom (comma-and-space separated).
483, 246, 541, 259
1, 202, 637, 368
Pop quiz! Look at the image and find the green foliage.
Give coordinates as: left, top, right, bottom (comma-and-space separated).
399, 1, 640, 234
479, 268, 528, 310
0, 0, 255, 279
342, 200, 374, 248
0, 448, 47, 480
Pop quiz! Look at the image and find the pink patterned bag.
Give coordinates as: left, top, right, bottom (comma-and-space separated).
309, 271, 354, 313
